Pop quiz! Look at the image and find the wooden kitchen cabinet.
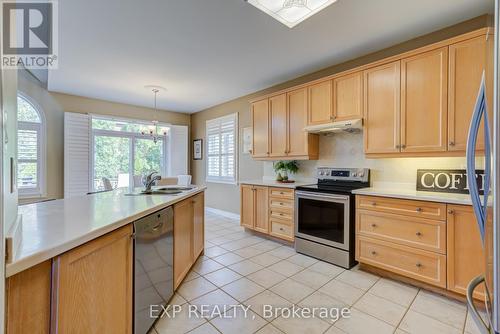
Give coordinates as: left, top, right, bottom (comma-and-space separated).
401, 47, 448, 153
6, 261, 52, 334
307, 80, 333, 125
448, 36, 487, 152
240, 185, 269, 233
52, 225, 133, 334
333, 71, 363, 121
269, 94, 288, 158
241, 184, 255, 229
174, 197, 194, 289
447, 204, 485, 299
287, 88, 319, 159
251, 98, 270, 158
192, 192, 205, 260
363, 61, 401, 154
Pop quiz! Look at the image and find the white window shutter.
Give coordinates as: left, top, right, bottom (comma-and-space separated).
169, 125, 188, 176
64, 112, 90, 198
206, 113, 237, 184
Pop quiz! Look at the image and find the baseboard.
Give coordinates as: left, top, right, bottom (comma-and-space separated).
205, 207, 240, 220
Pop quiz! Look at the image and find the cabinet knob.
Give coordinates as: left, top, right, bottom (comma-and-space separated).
279, 202, 284, 206
415, 262, 423, 268
279, 213, 284, 216
371, 251, 377, 256
371, 202, 377, 206
266, 152, 270, 155
371, 223, 377, 228
279, 227, 284, 231
395, 144, 401, 149
401, 144, 407, 149
449, 141, 455, 146
416, 207, 423, 212
279, 192, 284, 195
448, 209, 454, 215
416, 231, 422, 237
249, 149, 253, 154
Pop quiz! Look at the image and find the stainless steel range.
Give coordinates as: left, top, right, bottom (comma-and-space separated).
295, 167, 370, 269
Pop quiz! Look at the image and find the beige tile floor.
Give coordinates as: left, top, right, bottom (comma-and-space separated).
151, 210, 482, 334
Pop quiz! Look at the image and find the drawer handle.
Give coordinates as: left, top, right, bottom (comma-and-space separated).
415, 262, 423, 268
279, 202, 284, 206
416, 207, 423, 212
279, 227, 284, 231
415, 231, 422, 237
448, 209, 454, 214
371, 224, 377, 228
280, 192, 284, 195
279, 213, 284, 216
371, 251, 377, 256
371, 202, 377, 206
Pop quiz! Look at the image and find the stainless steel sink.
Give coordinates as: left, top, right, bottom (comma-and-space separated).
125, 189, 182, 196
157, 186, 193, 191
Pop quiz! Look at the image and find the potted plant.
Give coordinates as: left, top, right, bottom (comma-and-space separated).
273, 160, 299, 182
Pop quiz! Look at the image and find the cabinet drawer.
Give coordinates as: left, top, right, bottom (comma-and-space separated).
356, 195, 446, 221
270, 209, 293, 222
269, 198, 294, 211
357, 236, 446, 287
270, 220, 294, 241
269, 188, 294, 199
356, 210, 446, 254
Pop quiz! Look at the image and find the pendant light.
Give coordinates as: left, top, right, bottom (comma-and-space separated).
142, 85, 168, 144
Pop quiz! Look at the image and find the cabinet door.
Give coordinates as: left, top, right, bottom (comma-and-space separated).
252, 99, 270, 158
269, 94, 288, 157
254, 186, 269, 233
333, 71, 363, 121
192, 192, 205, 260
307, 80, 333, 125
240, 185, 255, 229
53, 225, 133, 334
401, 47, 448, 153
449, 37, 486, 151
447, 205, 485, 299
287, 87, 309, 157
363, 61, 401, 154
174, 198, 194, 289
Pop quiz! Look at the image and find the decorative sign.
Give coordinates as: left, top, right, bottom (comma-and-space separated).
416, 169, 485, 194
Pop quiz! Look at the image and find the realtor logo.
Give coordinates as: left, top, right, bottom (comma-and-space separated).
1, 0, 58, 68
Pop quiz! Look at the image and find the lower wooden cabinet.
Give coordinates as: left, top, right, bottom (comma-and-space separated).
174, 192, 205, 289
6, 261, 52, 334
52, 225, 133, 334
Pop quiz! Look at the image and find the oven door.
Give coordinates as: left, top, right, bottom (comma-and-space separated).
295, 191, 350, 250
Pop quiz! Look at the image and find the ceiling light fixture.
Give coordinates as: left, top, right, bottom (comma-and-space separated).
143, 85, 169, 144
245, 0, 338, 28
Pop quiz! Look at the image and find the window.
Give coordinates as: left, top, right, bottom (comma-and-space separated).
17, 93, 46, 197
206, 113, 237, 184
91, 116, 167, 191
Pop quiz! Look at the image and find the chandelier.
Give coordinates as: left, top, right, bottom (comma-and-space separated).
142, 86, 168, 144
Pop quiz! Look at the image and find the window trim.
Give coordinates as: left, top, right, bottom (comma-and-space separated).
205, 113, 238, 185
17, 92, 46, 199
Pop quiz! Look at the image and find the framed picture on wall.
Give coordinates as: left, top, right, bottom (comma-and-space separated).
193, 139, 203, 160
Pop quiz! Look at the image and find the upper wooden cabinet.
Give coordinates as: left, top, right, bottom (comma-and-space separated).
269, 94, 288, 158
364, 61, 401, 154
288, 88, 318, 158
307, 80, 333, 125
333, 71, 363, 121
251, 99, 270, 158
449, 36, 487, 151
401, 47, 448, 153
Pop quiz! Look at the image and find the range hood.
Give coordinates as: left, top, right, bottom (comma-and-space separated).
304, 119, 363, 133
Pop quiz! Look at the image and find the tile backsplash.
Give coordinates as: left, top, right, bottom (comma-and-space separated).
263, 132, 483, 188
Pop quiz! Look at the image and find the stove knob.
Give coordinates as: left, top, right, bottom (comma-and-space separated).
352, 173, 358, 177
359, 172, 365, 177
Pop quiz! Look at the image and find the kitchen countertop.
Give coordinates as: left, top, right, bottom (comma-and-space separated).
352, 187, 479, 205
239, 179, 314, 189
8, 186, 206, 277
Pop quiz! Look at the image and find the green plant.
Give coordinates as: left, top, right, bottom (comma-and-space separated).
273, 160, 299, 180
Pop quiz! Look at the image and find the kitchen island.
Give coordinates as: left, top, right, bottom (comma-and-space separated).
6, 186, 206, 334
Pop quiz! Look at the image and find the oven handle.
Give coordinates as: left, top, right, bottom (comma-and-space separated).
295, 191, 350, 202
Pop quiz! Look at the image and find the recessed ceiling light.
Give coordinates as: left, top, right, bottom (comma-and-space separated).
246, 0, 338, 28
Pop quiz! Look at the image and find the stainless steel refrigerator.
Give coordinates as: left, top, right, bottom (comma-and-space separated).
466, 2, 500, 333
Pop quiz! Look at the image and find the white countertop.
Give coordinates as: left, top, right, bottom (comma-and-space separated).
8, 186, 206, 277
239, 179, 314, 189
352, 187, 476, 205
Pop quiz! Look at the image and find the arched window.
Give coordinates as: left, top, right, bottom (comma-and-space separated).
17, 93, 46, 197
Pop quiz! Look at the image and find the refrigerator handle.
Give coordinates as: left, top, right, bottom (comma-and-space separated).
466, 275, 491, 334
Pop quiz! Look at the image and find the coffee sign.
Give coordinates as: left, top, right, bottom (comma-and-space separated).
416, 169, 485, 194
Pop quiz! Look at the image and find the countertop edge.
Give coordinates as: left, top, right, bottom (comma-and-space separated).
6, 187, 206, 277
352, 188, 473, 205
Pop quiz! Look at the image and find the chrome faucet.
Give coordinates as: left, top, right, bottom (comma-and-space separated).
142, 172, 162, 193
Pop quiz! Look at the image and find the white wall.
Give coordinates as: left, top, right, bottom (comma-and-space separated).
263, 131, 481, 187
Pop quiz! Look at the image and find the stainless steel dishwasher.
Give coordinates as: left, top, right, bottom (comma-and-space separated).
133, 206, 174, 334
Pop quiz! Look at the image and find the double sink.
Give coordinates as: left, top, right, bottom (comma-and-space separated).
126, 186, 194, 196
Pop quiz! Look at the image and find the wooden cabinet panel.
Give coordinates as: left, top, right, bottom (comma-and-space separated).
270, 220, 294, 241
269, 94, 288, 157
447, 205, 485, 299
356, 209, 446, 253
287, 88, 310, 157
401, 47, 448, 152
308, 80, 333, 125
254, 186, 269, 233
174, 198, 194, 289
269, 198, 294, 211
6, 261, 51, 334
357, 236, 446, 288
356, 195, 447, 221
449, 37, 487, 151
252, 99, 270, 158
333, 71, 363, 121
269, 187, 294, 199
363, 61, 401, 154
53, 225, 133, 334
240, 185, 255, 229
193, 192, 205, 260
